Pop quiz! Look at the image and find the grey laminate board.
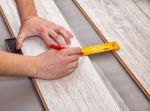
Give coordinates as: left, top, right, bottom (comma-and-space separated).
0, 0, 129, 110
74, 0, 150, 99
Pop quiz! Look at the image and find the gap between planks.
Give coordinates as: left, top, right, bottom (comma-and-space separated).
72, 0, 150, 100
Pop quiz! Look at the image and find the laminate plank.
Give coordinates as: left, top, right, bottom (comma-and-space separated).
0, 0, 129, 110
74, 0, 150, 99
133, 0, 150, 19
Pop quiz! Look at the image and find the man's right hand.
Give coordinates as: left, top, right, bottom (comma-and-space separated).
32, 47, 81, 80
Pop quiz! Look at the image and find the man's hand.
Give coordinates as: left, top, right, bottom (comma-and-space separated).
33, 47, 81, 80
16, 16, 73, 49
0, 47, 81, 79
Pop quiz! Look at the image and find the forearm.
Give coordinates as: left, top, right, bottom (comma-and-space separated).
15, 0, 37, 23
0, 51, 36, 77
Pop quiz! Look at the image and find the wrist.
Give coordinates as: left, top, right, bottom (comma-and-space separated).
21, 16, 38, 26
21, 11, 37, 23
26, 56, 38, 78
16, 0, 37, 23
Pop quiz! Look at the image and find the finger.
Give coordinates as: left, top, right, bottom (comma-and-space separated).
40, 31, 57, 47
16, 32, 26, 49
57, 70, 73, 79
53, 67, 75, 79
63, 47, 81, 56
48, 30, 66, 46
56, 27, 73, 45
61, 69, 75, 77
68, 61, 78, 69
67, 55, 80, 62
68, 68, 75, 74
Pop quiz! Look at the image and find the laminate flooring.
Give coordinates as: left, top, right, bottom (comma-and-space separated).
74, 0, 150, 99
0, 0, 129, 110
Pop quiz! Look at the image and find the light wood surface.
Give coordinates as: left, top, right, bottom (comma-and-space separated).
133, 0, 150, 18
0, 0, 129, 111
73, 0, 150, 99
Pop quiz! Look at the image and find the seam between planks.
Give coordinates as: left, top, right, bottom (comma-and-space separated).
72, 0, 150, 100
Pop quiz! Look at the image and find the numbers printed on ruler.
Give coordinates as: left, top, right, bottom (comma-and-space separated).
81, 42, 120, 56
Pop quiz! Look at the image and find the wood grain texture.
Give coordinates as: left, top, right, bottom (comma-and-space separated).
0, 0, 130, 110
74, 0, 150, 99
133, 0, 150, 19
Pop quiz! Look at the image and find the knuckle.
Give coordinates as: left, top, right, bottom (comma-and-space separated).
49, 22, 55, 26
72, 56, 78, 61
60, 70, 67, 75
69, 69, 75, 74
66, 67, 70, 72
72, 49, 77, 54
58, 26, 64, 31
75, 56, 79, 60
66, 30, 71, 36
62, 68, 70, 75
51, 23, 57, 27
69, 32, 73, 37
49, 30, 59, 38
60, 50, 67, 56
37, 26, 47, 35
59, 57, 68, 65
75, 61, 78, 66
58, 25, 64, 29
51, 49, 58, 54
53, 33, 59, 38
75, 47, 81, 53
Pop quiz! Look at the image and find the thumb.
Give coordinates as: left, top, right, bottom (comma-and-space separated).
16, 32, 26, 50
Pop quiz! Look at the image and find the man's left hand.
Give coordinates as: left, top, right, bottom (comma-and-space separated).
16, 16, 73, 49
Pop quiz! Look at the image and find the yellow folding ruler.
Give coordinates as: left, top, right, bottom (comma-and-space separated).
50, 41, 120, 56
81, 41, 120, 56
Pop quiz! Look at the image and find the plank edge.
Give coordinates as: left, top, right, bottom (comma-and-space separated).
72, 0, 150, 100
0, 6, 49, 111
